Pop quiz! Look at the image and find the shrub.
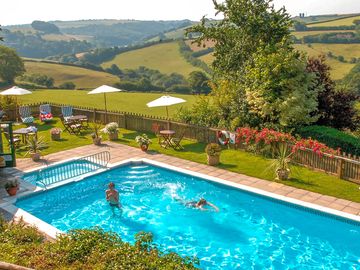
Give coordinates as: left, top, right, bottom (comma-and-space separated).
0, 218, 199, 269
205, 143, 222, 156
298, 125, 360, 156
167, 84, 192, 94
59, 81, 76, 89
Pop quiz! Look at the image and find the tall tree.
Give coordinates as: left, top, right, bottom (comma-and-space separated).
188, 71, 210, 94
186, 0, 317, 129
0, 25, 3, 41
0, 45, 25, 84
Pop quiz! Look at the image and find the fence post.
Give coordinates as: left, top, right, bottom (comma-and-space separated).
337, 158, 344, 179
124, 113, 127, 129
93, 109, 96, 122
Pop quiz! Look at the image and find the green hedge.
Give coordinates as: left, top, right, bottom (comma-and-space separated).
298, 126, 360, 156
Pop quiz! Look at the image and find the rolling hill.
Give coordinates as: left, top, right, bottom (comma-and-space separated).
101, 42, 203, 76
22, 61, 119, 89
307, 15, 360, 27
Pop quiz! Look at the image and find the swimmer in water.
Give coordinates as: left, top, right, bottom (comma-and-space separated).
175, 197, 219, 212
106, 182, 121, 208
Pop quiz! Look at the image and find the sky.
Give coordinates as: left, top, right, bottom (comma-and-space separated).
1, 0, 360, 26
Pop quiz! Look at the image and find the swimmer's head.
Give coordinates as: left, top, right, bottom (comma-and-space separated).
198, 198, 207, 205
108, 182, 115, 189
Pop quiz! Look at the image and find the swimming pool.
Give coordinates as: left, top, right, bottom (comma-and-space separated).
16, 162, 360, 269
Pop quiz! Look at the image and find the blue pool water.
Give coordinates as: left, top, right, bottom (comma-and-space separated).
22, 160, 103, 186
16, 164, 360, 269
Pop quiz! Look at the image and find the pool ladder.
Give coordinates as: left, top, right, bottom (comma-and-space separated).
36, 151, 111, 188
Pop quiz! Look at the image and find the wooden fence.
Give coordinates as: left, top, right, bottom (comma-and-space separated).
7, 102, 360, 184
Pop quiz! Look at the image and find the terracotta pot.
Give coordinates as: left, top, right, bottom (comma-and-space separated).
140, 144, 149, 152
51, 133, 61, 141
6, 186, 18, 196
207, 155, 220, 166
276, 168, 290, 180
31, 152, 41, 161
109, 132, 118, 141
93, 137, 102, 145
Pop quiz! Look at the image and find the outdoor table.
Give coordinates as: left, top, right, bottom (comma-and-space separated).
159, 130, 176, 148
67, 115, 89, 128
13, 128, 37, 143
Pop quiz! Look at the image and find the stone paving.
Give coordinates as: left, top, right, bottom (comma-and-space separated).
1, 141, 360, 217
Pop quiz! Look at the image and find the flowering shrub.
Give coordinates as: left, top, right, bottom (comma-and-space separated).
234, 127, 340, 157
102, 122, 119, 134
50, 128, 62, 135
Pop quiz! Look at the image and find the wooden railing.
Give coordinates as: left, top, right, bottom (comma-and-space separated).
7, 102, 360, 183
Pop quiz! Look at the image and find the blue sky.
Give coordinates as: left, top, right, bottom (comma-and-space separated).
1, 0, 360, 25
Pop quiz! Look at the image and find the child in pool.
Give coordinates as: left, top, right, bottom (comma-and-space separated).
106, 182, 121, 208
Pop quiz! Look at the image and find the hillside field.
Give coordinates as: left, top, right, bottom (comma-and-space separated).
18, 90, 198, 117
308, 15, 360, 27
22, 61, 119, 89
101, 42, 202, 76
292, 30, 355, 38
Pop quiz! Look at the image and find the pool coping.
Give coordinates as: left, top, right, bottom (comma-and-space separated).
1, 157, 360, 239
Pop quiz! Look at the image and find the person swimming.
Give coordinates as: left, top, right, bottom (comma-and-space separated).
105, 182, 121, 208
176, 197, 219, 212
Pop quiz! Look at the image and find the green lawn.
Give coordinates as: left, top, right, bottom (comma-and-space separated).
101, 42, 203, 76
18, 90, 199, 117
9, 120, 360, 203
22, 61, 119, 89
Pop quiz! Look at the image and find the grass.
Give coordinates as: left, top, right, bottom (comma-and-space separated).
22, 61, 119, 89
199, 53, 214, 66
18, 90, 199, 117
292, 30, 355, 39
308, 15, 360, 27
293, 44, 356, 80
101, 42, 203, 76
6, 120, 360, 203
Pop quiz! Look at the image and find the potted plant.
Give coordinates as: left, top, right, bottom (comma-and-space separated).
135, 134, 152, 151
91, 122, 102, 145
25, 136, 46, 161
4, 178, 19, 196
102, 122, 119, 141
50, 127, 62, 141
270, 143, 292, 180
205, 143, 222, 166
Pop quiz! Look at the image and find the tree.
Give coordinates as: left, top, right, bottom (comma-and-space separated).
307, 55, 359, 130
293, 21, 308, 31
0, 25, 3, 41
0, 45, 25, 84
31, 20, 60, 34
188, 71, 211, 94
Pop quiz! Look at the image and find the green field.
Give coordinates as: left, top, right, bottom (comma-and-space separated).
293, 44, 356, 80
18, 90, 199, 117
22, 61, 119, 89
101, 42, 202, 76
292, 30, 355, 38
308, 15, 360, 27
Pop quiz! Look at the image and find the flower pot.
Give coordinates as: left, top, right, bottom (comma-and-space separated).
31, 152, 41, 162
6, 186, 18, 196
140, 144, 149, 152
51, 133, 61, 141
207, 155, 220, 166
93, 137, 102, 145
109, 132, 118, 141
276, 168, 290, 180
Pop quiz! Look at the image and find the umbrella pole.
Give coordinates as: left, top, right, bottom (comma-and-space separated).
15, 96, 18, 123
166, 106, 169, 130
104, 93, 107, 123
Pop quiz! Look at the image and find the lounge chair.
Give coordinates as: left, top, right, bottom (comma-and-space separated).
61, 106, 73, 121
19, 106, 34, 124
39, 104, 53, 122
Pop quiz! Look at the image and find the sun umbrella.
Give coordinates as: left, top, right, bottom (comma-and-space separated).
147, 95, 186, 129
0, 86, 32, 122
88, 85, 123, 122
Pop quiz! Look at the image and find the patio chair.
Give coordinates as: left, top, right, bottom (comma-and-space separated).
170, 129, 185, 150
19, 106, 34, 124
60, 115, 82, 135
39, 104, 53, 122
3, 131, 21, 148
61, 106, 73, 121
152, 122, 164, 143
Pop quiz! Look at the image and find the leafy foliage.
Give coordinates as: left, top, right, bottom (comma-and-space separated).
31, 20, 61, 34
59, 81, 76, 89
188, 71, 211, 94
19, 73, 54, 88
0, 218, 199, 270
0, 45, 25, 83
298, 125, 360, 156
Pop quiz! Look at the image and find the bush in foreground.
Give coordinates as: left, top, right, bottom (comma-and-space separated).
0, 216, 199, 270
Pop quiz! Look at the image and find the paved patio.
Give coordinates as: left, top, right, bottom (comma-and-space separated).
1, 142, 360, 217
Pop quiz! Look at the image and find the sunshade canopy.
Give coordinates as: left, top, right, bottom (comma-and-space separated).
146, 95, 186, 108
87, 85, 122, 94
0, 86, 32, 96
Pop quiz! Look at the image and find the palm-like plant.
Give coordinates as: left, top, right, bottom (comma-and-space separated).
25, 136, 47, 161
269, 143, 292, 180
